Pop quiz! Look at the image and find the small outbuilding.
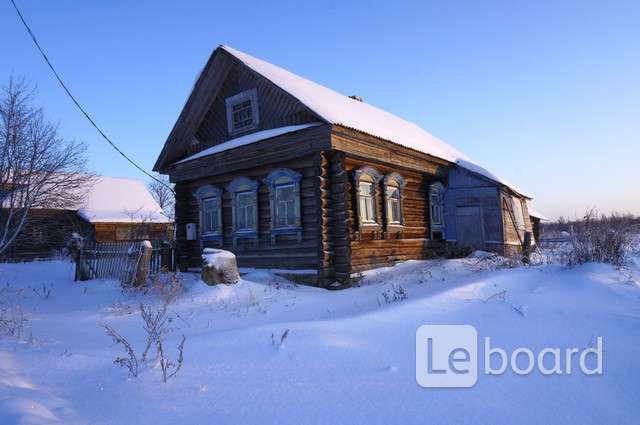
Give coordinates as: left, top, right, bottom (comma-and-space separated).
2, 176, 173, 260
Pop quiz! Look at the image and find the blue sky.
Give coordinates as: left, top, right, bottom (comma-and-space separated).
2, 0, 638, 219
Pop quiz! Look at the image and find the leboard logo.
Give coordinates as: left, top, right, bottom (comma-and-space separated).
416, 325, 603, 388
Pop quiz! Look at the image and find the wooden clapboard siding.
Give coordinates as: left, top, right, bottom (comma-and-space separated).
499, 189, 534, 255
174, 153, 321, 271
155, 50, 236, 171
193, 62, 318, 154
167, 124, 331, 183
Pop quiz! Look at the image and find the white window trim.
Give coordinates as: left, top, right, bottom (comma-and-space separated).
201, 196, 220, 235
225, 88, 259, 135
353, 166, 382, 229
429, 182, 445, 239
194, 185, 223, 246
263, 168, 303, 244
383, 172, 406, 227
226, 177, 259, 247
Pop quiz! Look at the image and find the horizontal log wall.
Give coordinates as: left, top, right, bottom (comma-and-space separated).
93, 223, 173, 243
174, 154, 321, 272
1, 209, 91, 260
343, 155, 445, 272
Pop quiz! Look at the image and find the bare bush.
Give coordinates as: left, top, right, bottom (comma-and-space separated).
102, 323, 139, 377
271, 329, 290, 347
130, 271, 185, 305
31, 283, 52, 300
157, 334, 185, 383
0, 305, 27, 339
140, 302, 168, 362
378, 283, 408, 305
103, 300, 186, 382
569, 211, 634, 266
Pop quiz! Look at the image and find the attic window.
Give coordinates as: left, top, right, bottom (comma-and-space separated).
225, 89, 259, 134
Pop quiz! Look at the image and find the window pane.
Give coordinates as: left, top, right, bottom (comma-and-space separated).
236, 192, 256, 231
275, 184, 296, 227
286, 200, 295, 225
365, 196, 375, 221
277, 202, 286, 226
361, 182, 373, 196
246, 204, 255, 228
388, 198, 400, 223
231, 99, 254, 130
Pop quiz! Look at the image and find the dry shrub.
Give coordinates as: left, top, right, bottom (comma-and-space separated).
0, 305, 27, 339
569, 211, 635, 266
103, 300, 185, 383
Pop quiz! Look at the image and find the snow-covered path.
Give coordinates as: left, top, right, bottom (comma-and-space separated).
1, 257, 639, 424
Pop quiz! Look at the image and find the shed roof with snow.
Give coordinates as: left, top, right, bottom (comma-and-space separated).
78, 176, 170, 223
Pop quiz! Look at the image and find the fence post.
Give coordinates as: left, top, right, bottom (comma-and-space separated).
522, 231, 532, 264
161, 241, 172, 272
69, 233, 90, 281
134, 240, 153, 286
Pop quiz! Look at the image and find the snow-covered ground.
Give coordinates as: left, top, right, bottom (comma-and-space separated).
1, 254, 639, 425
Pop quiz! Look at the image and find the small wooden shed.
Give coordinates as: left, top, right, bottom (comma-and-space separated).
2, 176, 173, 260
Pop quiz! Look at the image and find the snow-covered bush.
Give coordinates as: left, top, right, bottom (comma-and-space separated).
378, 283, 408, 304
569, 211, 635, 266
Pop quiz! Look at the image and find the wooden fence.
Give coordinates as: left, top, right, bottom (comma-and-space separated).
74, 240, 174, 284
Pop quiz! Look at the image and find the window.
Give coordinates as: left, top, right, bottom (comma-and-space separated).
201, 197, 219, 234
383, 173, 406, 227
387, 187, 401, 223
225, 89, 259, 134
430, 193, 443, 225
227, 177, 259, 247
236, 191, 256, 231
429, 182, 445, 239
354, 166, 382, 228
275, 184, 296, 226
194, 185, 223, 244
359, 181, 376, 223
264, 169, 302, 243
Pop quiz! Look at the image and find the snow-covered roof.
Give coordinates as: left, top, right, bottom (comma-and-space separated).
220, 45, 529, 198
78, 176, 171, 223
527, 206, 550, 221
176, 123, 321, 165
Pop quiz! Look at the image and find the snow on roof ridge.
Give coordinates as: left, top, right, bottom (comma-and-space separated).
220, 45, 529, 198
175, 123, 321, 165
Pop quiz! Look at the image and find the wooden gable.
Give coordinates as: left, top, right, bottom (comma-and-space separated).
154, 47, 323, 172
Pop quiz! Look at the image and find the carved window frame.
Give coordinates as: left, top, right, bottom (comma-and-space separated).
429, 182, 446, 239
226, 177, 259, 247
194, 184, 223, 246
383, 172, 406, 228
354, 166, 382, 230
264, 168, 302, 244
225, 89, 259, 135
